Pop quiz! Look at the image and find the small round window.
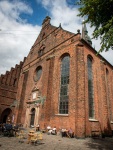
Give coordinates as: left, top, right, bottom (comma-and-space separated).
34, 66, 42, 82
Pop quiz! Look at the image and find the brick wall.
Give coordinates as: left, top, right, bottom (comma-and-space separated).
0, 17, 113, 138
0, 60, 24, 123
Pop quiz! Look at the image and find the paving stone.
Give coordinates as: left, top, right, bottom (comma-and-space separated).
0, 132, 113, 150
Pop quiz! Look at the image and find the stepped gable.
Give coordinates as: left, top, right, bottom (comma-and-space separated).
33, 16, 57, 48
0, 57, 26, 87
32, 16, 80, 49
0, 58, 26, 111
23, 16, 81, 68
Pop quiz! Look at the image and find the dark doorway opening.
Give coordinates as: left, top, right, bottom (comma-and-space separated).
0, 108, 12, 123
3, 115, 7, 123
30, 108, 35, 127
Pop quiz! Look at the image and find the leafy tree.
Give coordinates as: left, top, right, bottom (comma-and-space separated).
77, 0, 113, 53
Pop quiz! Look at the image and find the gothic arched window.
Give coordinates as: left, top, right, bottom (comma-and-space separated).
87, 56, 94, 118
59, 54, 70, 114
106, 68, 111, 120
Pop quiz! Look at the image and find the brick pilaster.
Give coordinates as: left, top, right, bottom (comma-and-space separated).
76, 44, 86, 138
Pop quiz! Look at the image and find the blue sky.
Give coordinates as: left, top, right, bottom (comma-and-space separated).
20, 0, 47, 25
20, 0, 78, 25
0, 0, 113, 74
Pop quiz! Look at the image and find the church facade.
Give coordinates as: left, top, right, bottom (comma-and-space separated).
0, 16, 113, 138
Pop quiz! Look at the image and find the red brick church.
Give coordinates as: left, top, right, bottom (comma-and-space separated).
0, 16, 113, 138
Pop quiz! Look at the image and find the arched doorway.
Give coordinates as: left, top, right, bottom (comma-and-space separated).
30, 108, 35, 127
0, 108, 12, 123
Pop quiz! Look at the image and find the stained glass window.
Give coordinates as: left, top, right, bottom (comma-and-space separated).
106, 69, 112, 120
59, 55, 70, 114
87, 57, 94, 118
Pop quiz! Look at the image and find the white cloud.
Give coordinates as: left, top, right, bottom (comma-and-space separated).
37, 0, 113, 66
0, 0, 112, 75
37, 0, 81, 32
0, 0, 41, 74
0, 0, 33, 24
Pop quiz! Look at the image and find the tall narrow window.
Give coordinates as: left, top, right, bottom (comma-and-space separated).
59, 55, 70, 114
106, 69, 111, 120
87, 57, 94, 118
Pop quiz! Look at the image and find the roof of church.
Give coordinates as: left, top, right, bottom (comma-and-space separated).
23, 16, 113, 69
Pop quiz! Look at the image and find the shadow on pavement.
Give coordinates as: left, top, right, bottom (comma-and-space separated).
85, 137, 113, 150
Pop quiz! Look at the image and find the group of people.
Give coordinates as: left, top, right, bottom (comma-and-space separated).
46, 125, 74, 138
0, 122, 19, 137
1, 122, 74, 139
47, 126, 57, 135
61, 128, 74, 138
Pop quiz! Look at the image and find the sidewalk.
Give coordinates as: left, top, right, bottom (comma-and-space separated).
0, 131, 113, 150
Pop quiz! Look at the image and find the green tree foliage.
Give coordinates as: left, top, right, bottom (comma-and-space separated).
77, 0, 113, 53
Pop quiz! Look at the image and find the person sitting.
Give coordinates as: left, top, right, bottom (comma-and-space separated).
13, 124, 19, 136
51, 127, 57, 135
46, 125, 52, 134
68, 128, 74, 138
1, 123, 5, 133
47, 125, 51, 131
61, 128, 68, 137
47, 129, 52, 135
4, 123, 13, 137
36, 124, 40, 132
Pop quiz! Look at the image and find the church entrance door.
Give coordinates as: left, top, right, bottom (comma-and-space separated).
30, 108, 35, 127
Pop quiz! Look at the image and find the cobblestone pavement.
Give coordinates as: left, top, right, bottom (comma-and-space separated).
0, 132, 113, 150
